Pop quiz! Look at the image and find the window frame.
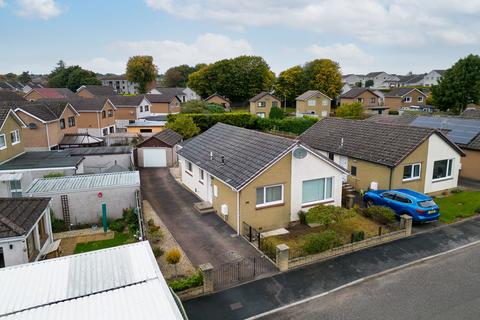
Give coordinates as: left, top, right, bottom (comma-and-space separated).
404, 96, 412, 103
107, 110, 113, 117
0, 134, 6, 150
199, 169, 204, 182
432, 159, 454, 181
258, 101, 266, 108
418, 96, 424, 102
68, 116, 76, 127
186, 161, 193, 175
256, 184, 284, 208
10, 129, 20, 145
256, 112, 266, 118
307, 99, 316, 107
301, 177, 334, 206
59, 118, 66, 130
351, 165, 357, 176
402, 163, 421, 181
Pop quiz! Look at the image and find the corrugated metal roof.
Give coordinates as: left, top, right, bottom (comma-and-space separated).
0, 241, 183, 320
25, 171, 140, 194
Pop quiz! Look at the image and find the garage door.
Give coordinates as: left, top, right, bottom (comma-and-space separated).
142, 148, 167, 167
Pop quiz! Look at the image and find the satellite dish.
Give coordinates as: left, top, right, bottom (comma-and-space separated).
28, 123, 37, 129
293, 147, 307, 159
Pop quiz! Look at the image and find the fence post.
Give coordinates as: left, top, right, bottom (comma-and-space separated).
199, 263, 214, 293
400, 215, 413, 236
276, 244, 290, 272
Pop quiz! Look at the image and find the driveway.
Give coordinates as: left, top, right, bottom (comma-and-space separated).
140, 168, 268, 268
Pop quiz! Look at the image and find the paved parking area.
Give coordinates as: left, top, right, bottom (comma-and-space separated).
140, 168, 268, 268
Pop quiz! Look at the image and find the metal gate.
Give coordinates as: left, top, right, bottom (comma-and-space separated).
212, 256, 274, 290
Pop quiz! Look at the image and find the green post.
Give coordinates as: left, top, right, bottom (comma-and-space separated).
102, 203, 107, 232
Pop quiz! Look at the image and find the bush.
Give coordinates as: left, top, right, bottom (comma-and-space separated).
122, 208, 139, 235
298, 211, 307, 225
180, 100, 225, 114
475, 206, 480, 214
148, 224, 160, 233
43, 172, 65, 179
306, 205, 355, 228
166, 248, 181, 265
259, 238, 276, 260
147, 219, 155, 227
149, 229, 164, 243
451, 188, 462, 194
336, 102, 363, 119
362, 206, 396, 224
351, 230, 365, 243
51, 211, 67, 233
168, 272, 203, 292
302, 230, 337, 254
166, 115, 200, 139
269, 106, 285, 119
388, 110, 399, 115
109, 219, 126, 232
152, 247, 164, 258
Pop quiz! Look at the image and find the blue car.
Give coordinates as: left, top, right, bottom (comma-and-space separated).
363, 189, 440, 222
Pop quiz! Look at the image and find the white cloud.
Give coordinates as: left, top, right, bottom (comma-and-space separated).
307, 43, 374, 74
0, 0, 5, 8
80, 33, 253, 74
145, 0, 480, 46
16, 0, 61, 20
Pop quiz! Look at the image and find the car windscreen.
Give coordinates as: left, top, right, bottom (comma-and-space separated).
418, 200, 436, 208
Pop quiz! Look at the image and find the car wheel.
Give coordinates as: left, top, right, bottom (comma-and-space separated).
365, 200, 374, 208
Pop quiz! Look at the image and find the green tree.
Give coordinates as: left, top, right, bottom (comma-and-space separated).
275, 65, 308, 106
166, 115, 200, 138
269, 106, 285, 119
4, 73, 17, 81
304, 59, 342, 98
354, 81, 363, 87
47, 61, 100, 91
188, 55, 275, 102
18, 71, 32, 84
365, 79, 374, 87
336, 102, 364, 119
180, 100, 225, 114
432, 54, 480, 114
163, 64, 195, 87
126, 56, 158, 94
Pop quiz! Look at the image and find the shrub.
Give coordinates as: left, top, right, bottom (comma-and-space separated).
336, 102, 363, 119
43, 172, 65, 179
306, 205, 355, 228
475, 206, 480, 214
166, 115, 200, 139
298, 211, 307, 225
152, 247, 164, 258
166, 248, 181, 265
148, 224, 160, 233
147, 219, 155, 227
388, 110, 399, 115
351, 230, 365, 243
269, 106, 285, 119
362, 206, 396, 224
259, 238, 276, 260
51, 211, 67, 233
122, 208, 139, 235
109, 219, 126, 232
302, 230, 337, 254
149, 229, 164, 243
169, 272, 203, 292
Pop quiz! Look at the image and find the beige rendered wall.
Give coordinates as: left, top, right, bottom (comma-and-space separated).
211, 178, 239, 232
390, 139, 428, 192
250, 96, 280, 118
347, 158, 391, 191
17, 112, 49, 149
460, 149, 480, 181
0, 116, 25, 163
76, 90, 95, 98
296, 97, 331, 116
23, 90, 43, 101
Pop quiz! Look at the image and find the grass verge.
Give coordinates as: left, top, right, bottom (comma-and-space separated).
435, 191, 480, 223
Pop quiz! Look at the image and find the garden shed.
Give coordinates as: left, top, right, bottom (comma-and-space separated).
25, 171, 140, 226
135, 128, 182, 167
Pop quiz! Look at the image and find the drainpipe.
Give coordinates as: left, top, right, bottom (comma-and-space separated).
236, 190, 240, 235
389, 167, 393, 190
45, 123, 51, 150
96, 112, 100, 134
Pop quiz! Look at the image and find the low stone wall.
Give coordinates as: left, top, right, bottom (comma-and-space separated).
176, 286, 205, 301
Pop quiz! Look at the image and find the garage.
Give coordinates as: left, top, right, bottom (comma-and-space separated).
135, 129, 183, 168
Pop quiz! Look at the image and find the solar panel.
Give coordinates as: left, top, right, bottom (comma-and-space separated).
410, 116, 480, 145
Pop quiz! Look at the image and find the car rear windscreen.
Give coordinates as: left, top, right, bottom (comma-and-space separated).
418, 200, 436, 208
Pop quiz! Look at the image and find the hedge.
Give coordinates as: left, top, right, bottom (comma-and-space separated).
168, 271, 203, 292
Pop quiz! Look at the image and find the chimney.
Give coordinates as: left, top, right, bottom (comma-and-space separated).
209, 152, 214, 160
221, 155, 225, 164
340, 137, 344, 148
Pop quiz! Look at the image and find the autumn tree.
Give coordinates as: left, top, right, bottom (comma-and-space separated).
275, 66, 308, 107
126, 55, 158, 94
432, 54, 480, 114
304, 59, 343, 98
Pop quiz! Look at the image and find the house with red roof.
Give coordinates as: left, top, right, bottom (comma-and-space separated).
24, 88, 75, 101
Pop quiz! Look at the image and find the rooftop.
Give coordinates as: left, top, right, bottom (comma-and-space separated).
29, 88, 75, 99
109, 95, 145, 106
138, 128, 182, 147
59, 133, 104, 147
13, 100, 74, 122
177, 123, 297, 190
64, 146, 132, 156
0, 90, 25, 102
77, 85, 117, 96
26, 171, 140, 194
249, 91, 279, 102
385, 88, 427, 97
66, 96, 111, 112
296, 90, 331, 100
145, 93, 180, 103
461, 108, 480, 118
0, 198, 51, 238
0, 241, 183, 320
0, 151, 84, 171
300, 118, 463, 167
340, 88, 380, 99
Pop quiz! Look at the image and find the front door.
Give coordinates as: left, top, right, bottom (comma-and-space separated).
339, 156, 348, 182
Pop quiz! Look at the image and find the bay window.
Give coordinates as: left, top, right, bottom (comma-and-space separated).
302, 177, 333, 204
432, 159, 453, 180
256, 184, 283, 207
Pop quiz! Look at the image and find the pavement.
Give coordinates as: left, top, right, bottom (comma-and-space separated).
183, 215, 480, 320
262, 241, 480, 320
140, 168, 267, 268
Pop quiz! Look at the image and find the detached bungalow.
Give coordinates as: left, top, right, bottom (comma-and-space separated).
177, 123, 347, 234
339, 88, 387, 114
300, 118, 465, 195
204, 93, 231, 111
295, 90, 332, 118
249, 92, 281, 118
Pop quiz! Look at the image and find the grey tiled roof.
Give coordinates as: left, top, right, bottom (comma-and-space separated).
300, 118, 461, 167
296, 90, 330, 100
340, 88, 380, 99
365, 114, 418, 126
78, 85, 117, 96
461, 108, 480, 118
0, 198, 51, 238
0, 90, 25, 102
153, 87, 185, 96
385, 88, 427, 97
249, 92, 279, 102
0, 106, 12, 127
66, 97, 110, 112
0, 151, 84, 171
14, 100, 70, 122
152, 129, 182, 146
145, 93, 179, 103
109, 95, 145, 107
177, 123, 296, 189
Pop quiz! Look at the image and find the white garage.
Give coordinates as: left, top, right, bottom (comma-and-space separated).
135, 129, 183, 168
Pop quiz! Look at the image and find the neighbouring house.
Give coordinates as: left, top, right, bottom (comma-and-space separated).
0, 197, 53, 268
108, 95, 152, 131
13, 100, 79, 151
461, 107, 480, 118
76, 85, 117, 98
0, 90, 25, 103
21, 81, 43, 94
68, 97, 117, 137
422, 70, 445, 87
204, 93, 231, 111
384, 88, 428, 111
24, 88, 75, 101
149, 86, 200, 102
26, 171, 140, 226
340, 83, 352, 95
177, 123, 348, 234
145, 93, 182, 114
0, 106, 27, 165
295, 90, 332, 118
0, 241, 184, 319
135, 128, 182, 167
342, 74, 365, 86
65, 146, 133, 173
249, 92, 281, 118
100, 75, 138, 95
0, 150, 84, 198
300, 118, 464, 195
367, 114, 480, 182
339, 88, 387, 114
365, 72, 400, 89
395, 74, 426, 87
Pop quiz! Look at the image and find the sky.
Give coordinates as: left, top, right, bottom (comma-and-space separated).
0, 0, 479, 76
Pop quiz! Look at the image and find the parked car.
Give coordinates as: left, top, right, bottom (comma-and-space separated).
363, 189, 440, 222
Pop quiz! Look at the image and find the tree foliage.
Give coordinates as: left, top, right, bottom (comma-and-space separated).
188, 55, 275, 102
47, 61, 100, 91
335, 102, 364, 119
163, 64, 204, 87
18, 71, 32, 84
275, 65, 308, 106
180, 100, 225, 114
126, 55, 158, 94
365, 79, 374, 87
432, 54, 480, 114
304, 59, 343, 98
166, 115, 200, 138
269, 106, 285, 119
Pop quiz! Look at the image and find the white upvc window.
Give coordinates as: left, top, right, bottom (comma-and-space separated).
258, 101, 266, 107
256, 184, 284, 208
307, 99, 316, 107
418, 96, 424, 102
322, 99, 328, 106
186, 161, 193, 174
0, 134, 6, 150
404, 96, 412, 103
9, 180, 22, 198
302, 177, 334, 205
432, 159, 454, 181
257, 112, 266, 118
403, 163, 421, 181
10, 129, 20, 145
199, 169, 204, 182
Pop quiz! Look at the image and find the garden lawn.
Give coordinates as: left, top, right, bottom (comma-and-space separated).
74, 232, 133, 254
435, 191, 480, 223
